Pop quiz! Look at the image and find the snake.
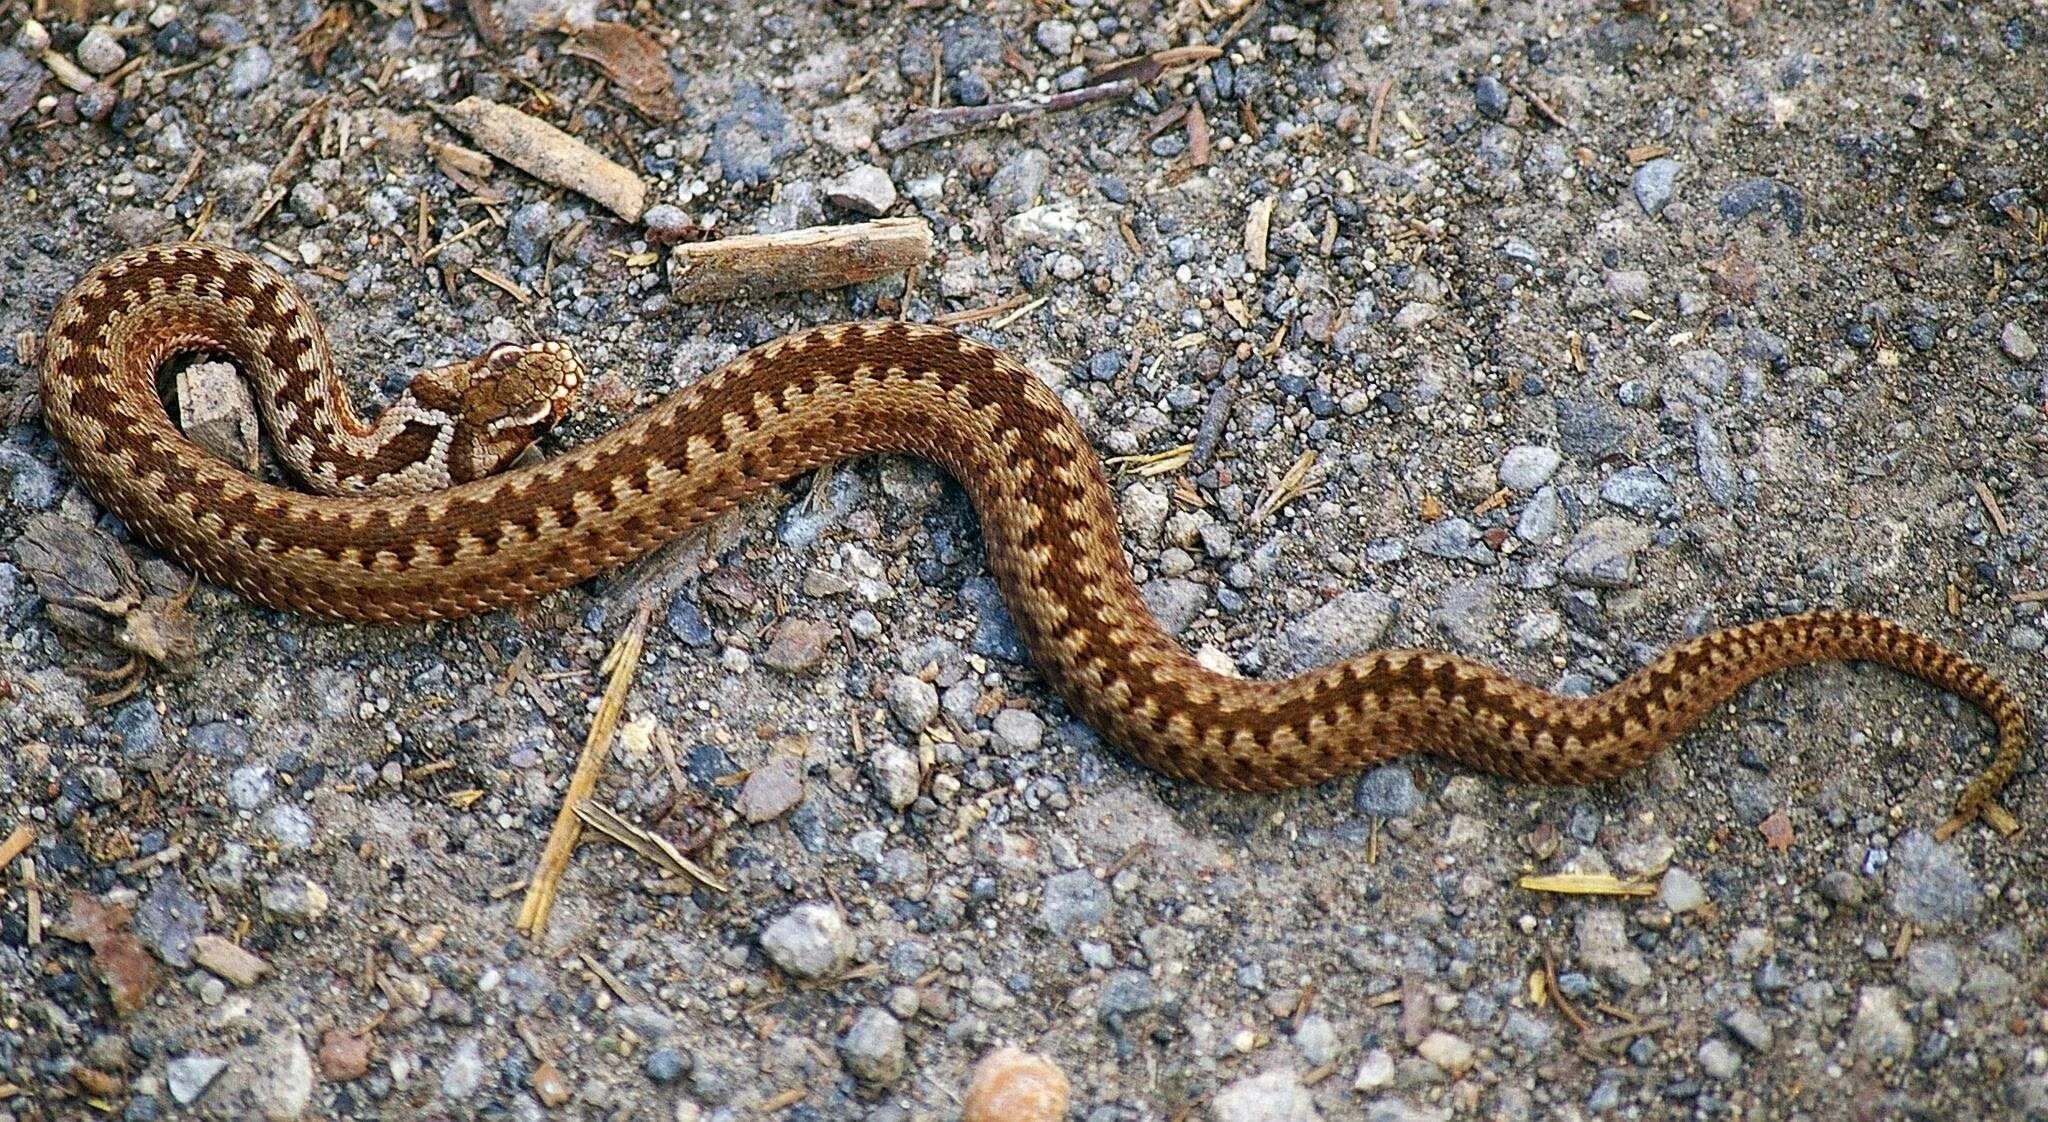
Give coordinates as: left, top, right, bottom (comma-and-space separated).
35, 242, 2028, 836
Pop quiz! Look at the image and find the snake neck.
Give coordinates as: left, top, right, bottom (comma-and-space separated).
46, 251, 463, 495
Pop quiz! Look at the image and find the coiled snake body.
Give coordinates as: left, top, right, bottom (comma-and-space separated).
38, 243, 2028, 834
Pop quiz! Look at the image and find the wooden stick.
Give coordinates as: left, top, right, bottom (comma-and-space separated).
879, 46, 1220, 151
666, 218, 932, 304
0, 824, 34, 869
437, 97, 647, 222
515, 604, 652, 938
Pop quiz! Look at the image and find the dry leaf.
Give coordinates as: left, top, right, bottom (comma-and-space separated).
49, 893, 162, 1016
564, 22, 679, 123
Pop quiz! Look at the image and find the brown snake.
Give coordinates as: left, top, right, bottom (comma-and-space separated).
37, 243, 2028, 836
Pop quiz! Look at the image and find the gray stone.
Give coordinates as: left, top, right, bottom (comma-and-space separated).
1605, 269, 1652, 308
811, 97, 880, 153
1600, 467, 1672, 515
227, 45, 271, 95
1660, 867, 1707, 913
1212, 1069, 1321, 1122
1354, 765, 1422, 817
1692, 414, 1737, 506
264, 805, 314, 851
1502, 1010, 1554, 1052
440, 1037, 484, 1099
1886, 830, 1978, 925
759, 903, 854, 979
1412, 517, 1495, 566
990, 708, 1045, 753
167, 1055, 228, 1104
1848, 986, 1912, 1060
2002, 322, 2038, 361
1278, 590, 1396, 673
643, 1046, 690, 1084
507, 201, 557, 265
871, 746, 920, 810
1294, 1013, 1339, 1066
227, 765, 274, 811
76, 27, 125, 75
1903, 940, 1962, 999
1034, 19, 1076, 56
1099, 969, 1158, 1018
1698, 1038, 1741, 1079
1499, 445, 1562, 491
1418, 1031, 1475, 1075
988, 149, 1051, 214
1516, 486, 1564, 543
260, 875, 328, 923
838, 1008, 906, 1084
1040, 870, 1110, 934
1554, 392, 1629, 458
1473, 74, 1509, 120
711, 84, 799, 185
1817, 870, 1868, 908
1430, 579, 1496, 649
823, 164, 896, 216
885, 674, 940, 731
1141, 578, 1208, 636
216, 1031, 313, 1120
1562, 519, 1653, 589
1576, 907, 1652, 990
1720, 1008, 1774, 1052
135, 873, 205, 969
1633, 158, 1679, 216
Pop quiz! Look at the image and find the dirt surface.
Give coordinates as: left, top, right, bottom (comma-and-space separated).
2, 1, 2046, 1119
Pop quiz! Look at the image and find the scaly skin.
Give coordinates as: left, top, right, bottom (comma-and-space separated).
39, 243, 2028, 835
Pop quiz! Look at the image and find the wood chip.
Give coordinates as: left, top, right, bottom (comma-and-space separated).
517, 605, 653, 937
437, 97, 647, 222
192, 933, 269, 987
1972, 479, 2011, 537
1516, 873, 1657, 897
1244, 196, 1275, 273
0, 824, 34, 869
666, 218, 931, 304
1105, 444, 1193, 478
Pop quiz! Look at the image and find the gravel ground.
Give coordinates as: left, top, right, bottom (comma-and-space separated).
2, 1, 2046, 1119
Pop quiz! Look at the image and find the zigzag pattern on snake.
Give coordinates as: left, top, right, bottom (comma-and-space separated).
36, 243, 2028, 835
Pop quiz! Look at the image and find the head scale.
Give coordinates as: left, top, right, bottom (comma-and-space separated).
409, 341, 585, 483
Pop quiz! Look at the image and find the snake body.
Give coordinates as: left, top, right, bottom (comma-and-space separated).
37, 243, 2027, 831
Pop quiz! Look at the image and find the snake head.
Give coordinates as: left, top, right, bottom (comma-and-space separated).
410, 341, 585, 482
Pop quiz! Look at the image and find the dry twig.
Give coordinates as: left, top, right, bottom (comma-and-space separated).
516, 605, 653, 937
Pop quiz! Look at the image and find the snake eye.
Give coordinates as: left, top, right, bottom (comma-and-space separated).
480, 342, 537, 374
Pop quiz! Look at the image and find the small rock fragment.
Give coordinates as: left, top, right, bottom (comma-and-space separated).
736, 755, 804, 823
759, 902, 854, 980
824, 164, 897, 216
838, 1007, 907, 1084
759, 618, 833, 673
316, 1030, 371, 1082
167, 1055, 228, 1104
1211, 1069, 1321, 1122
963, 1048, 1068, 1122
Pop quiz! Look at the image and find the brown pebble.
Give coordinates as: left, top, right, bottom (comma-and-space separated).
531, 1060, 572, 1107
316, 1030, 371, 1082
759, 617, 835, 673
962, 1047, 1069, 1122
